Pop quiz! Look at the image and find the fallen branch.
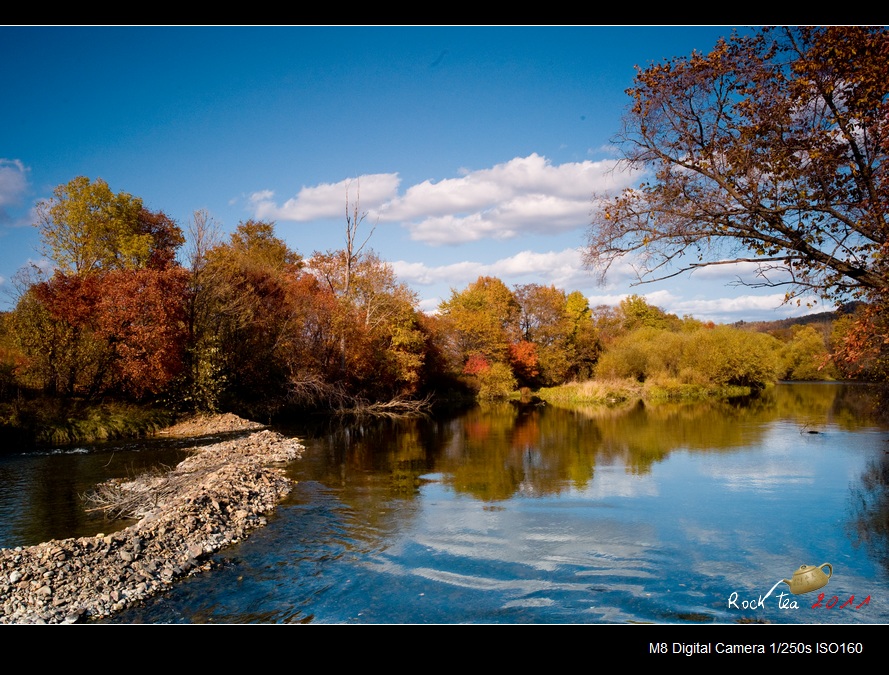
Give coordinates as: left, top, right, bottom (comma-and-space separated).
335, 394, 434, 418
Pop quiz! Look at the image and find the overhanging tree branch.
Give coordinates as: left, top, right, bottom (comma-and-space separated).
584, 27, 889, 304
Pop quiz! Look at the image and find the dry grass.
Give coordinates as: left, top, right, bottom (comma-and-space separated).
537, 379, 644, 405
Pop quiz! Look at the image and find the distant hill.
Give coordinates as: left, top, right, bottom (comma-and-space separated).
732, 302, 861, 335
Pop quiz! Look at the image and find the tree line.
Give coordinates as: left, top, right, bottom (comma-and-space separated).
0, 175, 876, 423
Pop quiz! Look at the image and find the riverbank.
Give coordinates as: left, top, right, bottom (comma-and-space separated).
535, 378, 758, 406
0, 414, 304, 624
0, 397, 179, 450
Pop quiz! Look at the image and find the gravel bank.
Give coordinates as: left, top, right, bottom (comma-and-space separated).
0, 416, 304, 624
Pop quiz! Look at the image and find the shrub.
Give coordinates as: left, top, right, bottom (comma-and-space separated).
476, 362, 517, 400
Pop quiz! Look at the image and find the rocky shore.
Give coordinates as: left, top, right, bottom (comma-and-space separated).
0, 415, 304, 624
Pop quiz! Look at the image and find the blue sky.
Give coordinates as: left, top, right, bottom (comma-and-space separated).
0, 25, 832, 322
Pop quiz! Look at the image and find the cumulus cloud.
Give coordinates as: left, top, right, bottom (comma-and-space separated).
250, 154, 640, 244
250, 173, 401, 221
681, 259, 800, 291
391, 154, 638, 244
393, 248, 588, 294
0, 159, 29, 224
650, 291, 828, 323
688, 260, 767, 280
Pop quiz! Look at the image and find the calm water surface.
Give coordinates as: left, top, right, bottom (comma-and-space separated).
3, 383, 888, 624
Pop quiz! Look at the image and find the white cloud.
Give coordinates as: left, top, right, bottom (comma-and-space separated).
672, 293, 823, 318
639, 289, 680, 307
652, 291, 829, 323
407, 213, 515, 245
249, 189, 275, 202
391, 154, 638, 244
688, 259, 794, 286
391, 259, 487, 287
0, 159, 27, 207
251, 154, 640, 245
689, 261, 763, 280
0, 159, 29, 224
417, 296, 443, 314
250, 173, 401, 221
394, 248, 589, 295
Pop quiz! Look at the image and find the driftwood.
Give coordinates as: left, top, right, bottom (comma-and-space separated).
82, 462, 196, 521
335, 394, 433, 418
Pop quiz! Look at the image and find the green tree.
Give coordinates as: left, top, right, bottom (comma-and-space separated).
691, 327, 781, 390
596, 322, 781, 391
584, 27, 889, 337
564, 291, 601, 380
226, 219, 302, 272
619, 295, 681, 332
780, 325, 836, 381
35, 177, 157, 274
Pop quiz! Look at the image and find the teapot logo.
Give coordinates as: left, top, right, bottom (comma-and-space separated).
728, 561, 870, 613
781, 563, 832, 595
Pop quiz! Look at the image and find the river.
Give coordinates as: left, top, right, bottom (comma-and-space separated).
2, 382, 888, 624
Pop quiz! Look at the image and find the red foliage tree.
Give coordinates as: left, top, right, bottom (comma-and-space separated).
137, 208, 186, 270
508, 340, 540, 385
31, 268, 189, 399
463, 353, 491, 376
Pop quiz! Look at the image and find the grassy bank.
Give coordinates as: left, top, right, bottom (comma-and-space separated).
536, 378, 757, 406
0, 397, 177, 448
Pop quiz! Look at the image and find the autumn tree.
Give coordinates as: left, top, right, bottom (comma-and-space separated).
596, 323, 781, 391
310, 248, 426, 401
13, 268, 189, 399
12, 177, 190, 400
313, 182, 378, 373
35, 177, 153, 274
780, 324, 837, 381
279, 272, 341, 403
11, 284, 88, 395
438, 276, 521, 368
618, 295, 681, 332
508, 340, 540, 386
136, 207, 187, 270
304, 184, 429, 404
563, 290, 602, 380
192, 220, 305, 413
831, 305, 889, 381
513, 284, 600, 385
584, 27, 889, 358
